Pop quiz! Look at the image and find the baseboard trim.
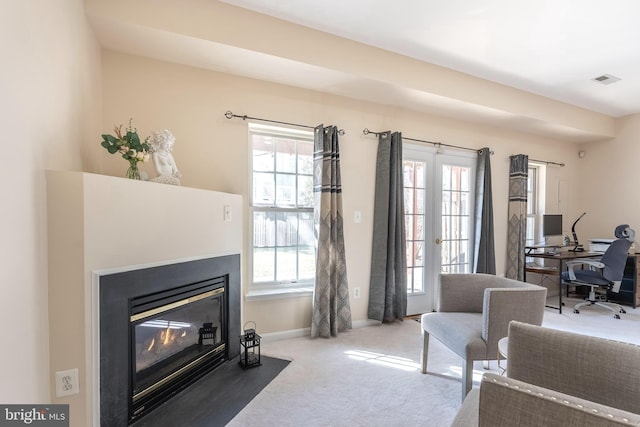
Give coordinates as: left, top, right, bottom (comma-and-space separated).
261, 319, 380, 342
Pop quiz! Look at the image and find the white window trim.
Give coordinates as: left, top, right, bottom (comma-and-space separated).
245, 287, 313, 301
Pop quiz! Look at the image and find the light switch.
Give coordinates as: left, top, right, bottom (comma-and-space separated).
223, 205, 232, 222
354, 211, 362, 223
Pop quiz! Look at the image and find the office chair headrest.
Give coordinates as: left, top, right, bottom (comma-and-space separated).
615, 224, 635, 241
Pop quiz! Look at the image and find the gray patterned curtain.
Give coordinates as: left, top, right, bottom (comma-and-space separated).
368, 131, 407, 322
311, 125, 352, 338
473, 148, 496, 274
506, 154, 528, 280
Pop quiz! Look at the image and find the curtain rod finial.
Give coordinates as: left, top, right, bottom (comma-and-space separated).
363, 128, 370, 135
224, 111, 233, 119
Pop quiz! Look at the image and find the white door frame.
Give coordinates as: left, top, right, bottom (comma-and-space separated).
404, 144, 476, 314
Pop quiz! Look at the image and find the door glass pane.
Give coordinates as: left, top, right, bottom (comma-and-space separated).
415, 189, 425, 214
413, 267, 424, 292
403, 160, 427, 295
403, 161, 414, 187
404, 189, 414, 214
413, 242, 424, 267
442, 165, 451, 190
441, 163, 472, 273
459, 167, 470, 192
415, 163, 425, 189
415, 215, 424, 240
405, 216, 414, 240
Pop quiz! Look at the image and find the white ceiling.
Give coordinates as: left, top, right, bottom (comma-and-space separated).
221, 0, 640, 117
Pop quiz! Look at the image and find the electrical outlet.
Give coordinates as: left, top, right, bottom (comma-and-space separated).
354, 287, 360, 298
55, 368, 79, 397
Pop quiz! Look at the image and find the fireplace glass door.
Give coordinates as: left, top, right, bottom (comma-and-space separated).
130, 277, 227, 419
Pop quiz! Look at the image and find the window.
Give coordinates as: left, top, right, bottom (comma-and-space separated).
250, 124, 315, 289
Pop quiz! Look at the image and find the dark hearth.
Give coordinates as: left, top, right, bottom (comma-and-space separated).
99, 255, 241, 427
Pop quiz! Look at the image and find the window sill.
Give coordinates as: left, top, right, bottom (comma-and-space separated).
245, 287, 314, 301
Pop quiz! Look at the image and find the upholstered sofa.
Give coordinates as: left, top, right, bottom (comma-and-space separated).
451, 321, 640, 426
421, 273, 547, 401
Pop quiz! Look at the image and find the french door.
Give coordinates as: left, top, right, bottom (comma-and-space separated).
403, 145, 476, 314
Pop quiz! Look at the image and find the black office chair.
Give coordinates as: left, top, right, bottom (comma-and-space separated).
561, 224, 635, 319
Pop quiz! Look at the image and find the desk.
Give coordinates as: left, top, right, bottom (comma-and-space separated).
524, 249, 601, 314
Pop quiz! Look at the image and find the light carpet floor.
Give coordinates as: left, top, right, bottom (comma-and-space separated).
227, 297, 640, 427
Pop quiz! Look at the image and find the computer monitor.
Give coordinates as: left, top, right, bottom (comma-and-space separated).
543, 214, 563, 238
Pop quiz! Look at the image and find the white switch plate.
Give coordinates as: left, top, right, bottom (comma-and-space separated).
354, 287, 361, 298
223, 205, 232, 222
354, 211, 362, 223
55, 368, 79, 397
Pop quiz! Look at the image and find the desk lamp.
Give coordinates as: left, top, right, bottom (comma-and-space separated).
570, 212, 586, 252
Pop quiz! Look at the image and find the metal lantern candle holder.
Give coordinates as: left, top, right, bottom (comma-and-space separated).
238, 321, 261, 369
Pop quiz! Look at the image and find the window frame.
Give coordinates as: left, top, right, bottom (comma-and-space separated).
526, 166, 539, 247
248, 123, 316, 295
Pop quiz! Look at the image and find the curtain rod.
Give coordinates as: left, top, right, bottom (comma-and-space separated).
523, 157, 565, 167
362, 128, 493, 155
225, 111, 345, 135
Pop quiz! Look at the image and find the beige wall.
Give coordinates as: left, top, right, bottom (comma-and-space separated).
576, 113, 640, 240
96, 51, 584, 334
0, 0, 101, 405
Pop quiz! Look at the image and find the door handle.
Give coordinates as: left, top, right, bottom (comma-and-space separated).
435, 238, 442, 245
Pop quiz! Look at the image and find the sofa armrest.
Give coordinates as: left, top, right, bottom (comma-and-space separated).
473, 373, 640, 427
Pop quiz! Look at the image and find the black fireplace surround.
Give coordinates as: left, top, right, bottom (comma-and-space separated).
99, 255, 241, 427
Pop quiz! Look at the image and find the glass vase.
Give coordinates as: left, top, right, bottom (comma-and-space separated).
126, 160, 141, 180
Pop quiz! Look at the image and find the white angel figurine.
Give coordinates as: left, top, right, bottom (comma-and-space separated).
148, 129, 182, 185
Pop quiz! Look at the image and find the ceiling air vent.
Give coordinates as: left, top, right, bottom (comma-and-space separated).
591, 74, 621, 85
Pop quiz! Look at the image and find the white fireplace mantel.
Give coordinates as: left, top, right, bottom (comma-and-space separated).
46, 171, 243, 427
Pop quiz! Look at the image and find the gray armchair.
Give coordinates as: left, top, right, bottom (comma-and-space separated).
420, 273, 547, 401
451, 321, 640, 426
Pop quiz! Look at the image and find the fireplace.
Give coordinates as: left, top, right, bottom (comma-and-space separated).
99, 255, 241, 426
130, 276, 227, 421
